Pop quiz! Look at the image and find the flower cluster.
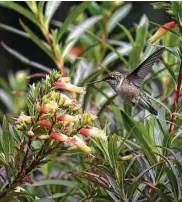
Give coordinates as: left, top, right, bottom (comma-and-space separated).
15, 72, 107, 154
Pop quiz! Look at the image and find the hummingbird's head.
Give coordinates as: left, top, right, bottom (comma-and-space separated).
87, 72, 122, 87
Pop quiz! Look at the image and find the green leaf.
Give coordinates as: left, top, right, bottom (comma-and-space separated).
62, 16, 102, 58
164, 166, 180, 201
86, 30, 130, 67
108, 3, 132, 33
0, 117, 17, 164
98, 95, 117, 117
119, 109, 158, 163
87, 2, 101, 16
0, 23, 29, 38
172, 1, 182, 25
118, 24, 135, 45
162, 62, 177, 85
102, 43, 131, 66
152, 2, 171, 10
0, 89, 13, 111
45, 1, 62, 24
56, 2, 91, 42
35, 193, 67, 201
0, 1, 37, 25
19, 20, 55, 61
1, 42, 50, 72
31, 179, 76, 188
129, 21, 148, 68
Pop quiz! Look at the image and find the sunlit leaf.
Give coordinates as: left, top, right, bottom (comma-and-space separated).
56, 2, 91, 42
45, 1, 62, 24
63, 16, 102, 58
108, 3, 132, 33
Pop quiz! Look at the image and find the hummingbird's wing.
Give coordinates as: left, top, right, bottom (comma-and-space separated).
126, 47, 164, 87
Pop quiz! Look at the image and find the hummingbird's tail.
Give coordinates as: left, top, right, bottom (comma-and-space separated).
139, 97, 158, 116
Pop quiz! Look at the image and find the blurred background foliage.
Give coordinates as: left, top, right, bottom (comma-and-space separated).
0, 1, 182, 202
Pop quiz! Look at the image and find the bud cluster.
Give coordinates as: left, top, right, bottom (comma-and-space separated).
15, 72, 107, 154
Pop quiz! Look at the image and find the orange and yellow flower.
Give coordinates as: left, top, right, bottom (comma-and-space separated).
148, 21, 176, 44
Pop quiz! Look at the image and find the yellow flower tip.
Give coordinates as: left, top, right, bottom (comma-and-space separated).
148, 21, 176, 44
27, 130, 34, 136
53, 81, 86, 94
79, 126, 107, 140
50, 132, 68, 142
68, 136, 91, 154
58, 77, 70, 83
36, 135, 50, 140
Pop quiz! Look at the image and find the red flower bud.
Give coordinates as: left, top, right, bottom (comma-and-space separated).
50, 132, 68, 142
148, 21, 176, 43
39, 105, 48, 114
38, 120, 52, 127
79, 126, 107, 140
57, 114, 79, 122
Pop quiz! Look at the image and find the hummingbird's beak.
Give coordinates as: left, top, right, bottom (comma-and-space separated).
86, 79, 104, 86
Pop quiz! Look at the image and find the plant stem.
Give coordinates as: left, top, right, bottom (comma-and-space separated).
169, 24, 182, 133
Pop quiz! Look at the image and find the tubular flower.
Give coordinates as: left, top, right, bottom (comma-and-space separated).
38, 120, 52, 128
79, 126, 107, 140
68, 136, 91, 154
57, 114, 80, 123
39, 101, 58, 114
50, 132, 69, 142
148, 21, 176, 43
53, 81, 85, 94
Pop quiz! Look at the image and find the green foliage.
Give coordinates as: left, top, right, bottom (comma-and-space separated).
0, 1, 182, 202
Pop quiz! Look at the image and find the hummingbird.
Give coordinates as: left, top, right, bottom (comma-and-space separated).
87, 47, 165, 116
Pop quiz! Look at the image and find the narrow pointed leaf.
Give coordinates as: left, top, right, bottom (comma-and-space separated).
63, 16, 102, 58
0, 1, 37, 25
45, 1, 62, 24
108, 3, 132, 33
1, 42, 50, 72
56, 2, 91, 42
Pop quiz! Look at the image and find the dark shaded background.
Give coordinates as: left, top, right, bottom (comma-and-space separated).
0, 2, 169, 78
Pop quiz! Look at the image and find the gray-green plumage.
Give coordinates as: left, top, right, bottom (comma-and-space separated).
87, 47, 165, 115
